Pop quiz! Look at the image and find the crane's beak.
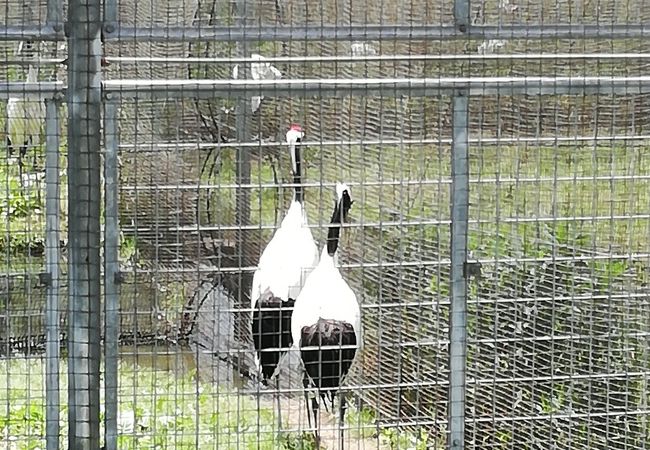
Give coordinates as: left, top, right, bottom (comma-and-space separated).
338, 191, 353, 223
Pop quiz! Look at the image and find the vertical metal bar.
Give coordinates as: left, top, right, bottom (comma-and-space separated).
235, 0, 251, 270
103, 100, 120, 450
46, 0, 63, 28
101, 2, 120, 447
448, 92, 469, 450
45, 99, 61, 450
103, 0, 117, 36
454, 0, 471, 31
66, 0, 103, 448
103, 0, 117, 22
448, 0, 471, 445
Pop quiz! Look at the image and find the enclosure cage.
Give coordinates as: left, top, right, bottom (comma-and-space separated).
1, 0, 650, 449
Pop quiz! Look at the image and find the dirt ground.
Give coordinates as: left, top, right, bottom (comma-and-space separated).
260, 394, 385, 450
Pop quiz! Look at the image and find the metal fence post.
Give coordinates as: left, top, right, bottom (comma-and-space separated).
103, 99, 120, 450
66, 0, 103, 447
46, 0, 63, 29
448, 0, 471, 448
235, 0, 252, 274
44, 98, 61, 450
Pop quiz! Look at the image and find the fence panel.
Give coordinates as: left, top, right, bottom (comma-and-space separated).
0, 0, 649, 449
465, 93, 650, 449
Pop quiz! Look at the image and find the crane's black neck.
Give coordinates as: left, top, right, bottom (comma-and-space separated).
327, 190, 353, 256
292, 140, 303, 204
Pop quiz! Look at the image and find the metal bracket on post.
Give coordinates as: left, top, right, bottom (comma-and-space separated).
103, 0, 117, 38
103, 99, 120, 450
448, 0, 471, 448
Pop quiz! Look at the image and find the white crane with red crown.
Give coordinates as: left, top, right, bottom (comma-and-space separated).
250, 124, 320, 432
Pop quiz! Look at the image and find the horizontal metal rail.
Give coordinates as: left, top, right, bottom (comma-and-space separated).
117, 213, 650, 235
104, 76, 650, 98
117, 252, 650, 275
5, 76, 650, 99
118, 134, 650, 152
2, 24, 649, 42
5, 52, 650, 67
106, 53, 650, 64
182, 291, 649, 315
0, 82, 64, 98
468, 408, 650, 425
120, 173, 650, 191
0, 25, 64, 41
0, 58, 66, 66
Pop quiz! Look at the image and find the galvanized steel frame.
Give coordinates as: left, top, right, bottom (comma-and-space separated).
4, 76, 650, 100
2, 23, 650, 41
9, 0, 647, 448
65, 0, 103, 448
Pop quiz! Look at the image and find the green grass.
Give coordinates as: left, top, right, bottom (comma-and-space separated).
0, 358, 309, 450
0, 107, 65, 260
4, 141, 648, 262
219, 142, 650, 305
345, 407, 434, 449
0, 357, 431, 450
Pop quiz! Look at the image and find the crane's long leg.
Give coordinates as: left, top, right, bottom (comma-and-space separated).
303, 375, 313, 433
17, 157, 24, 188
338, 394, 348, 450
310, 396, 320, 448
322, 394, 331, 414
303, 375, 320, 448
304, 390, 313, 431
274, 376, 283, 437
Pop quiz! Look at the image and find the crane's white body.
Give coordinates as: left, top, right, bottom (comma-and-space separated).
232, 54, 282, 113
250, 127, 319, 382
250, 199, 320, 311
7, 65, 45, 151
290, 183, 361, 448
291, 246, 362, 351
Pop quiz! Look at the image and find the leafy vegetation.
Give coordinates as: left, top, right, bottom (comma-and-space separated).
0, 358, 431, 449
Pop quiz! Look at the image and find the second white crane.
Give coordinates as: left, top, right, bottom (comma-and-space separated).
291, 183, 361, 449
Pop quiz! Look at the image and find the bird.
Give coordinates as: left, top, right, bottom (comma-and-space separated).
250, 123, 319, 430
291, 182, 361, 449
232, 54, 282, 113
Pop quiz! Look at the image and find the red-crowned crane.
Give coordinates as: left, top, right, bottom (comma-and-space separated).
250, 124, 319, 432
291, 182, 361, 449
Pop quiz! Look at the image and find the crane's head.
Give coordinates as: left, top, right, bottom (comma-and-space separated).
335, 182, 354, 222
286, 124, 305, 174
286, 124, 304, 145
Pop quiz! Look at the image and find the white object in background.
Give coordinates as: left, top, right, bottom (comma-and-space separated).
350, 41, 377, 57
477, 39, 507, 55
7, 65, 45, 156
232, 54, 282, 113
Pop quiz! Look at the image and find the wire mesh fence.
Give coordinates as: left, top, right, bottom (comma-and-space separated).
0, 0, 650, 449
